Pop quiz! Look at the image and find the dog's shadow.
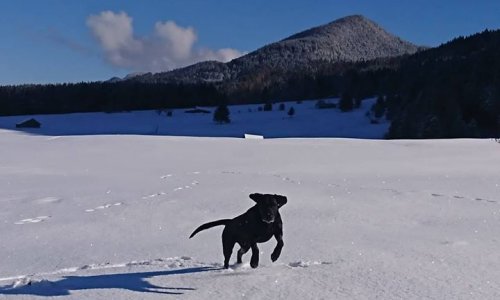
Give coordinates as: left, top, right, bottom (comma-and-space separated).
0, 266, 218, 297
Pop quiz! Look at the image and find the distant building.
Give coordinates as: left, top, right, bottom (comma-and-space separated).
16, 118, 41, 128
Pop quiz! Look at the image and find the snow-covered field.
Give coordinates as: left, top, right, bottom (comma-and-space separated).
0, 98, 388, 139
1, 125, 500, 299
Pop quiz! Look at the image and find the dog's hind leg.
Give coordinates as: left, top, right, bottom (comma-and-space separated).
222, 232, 235, 269
250, 244, 259, 268
237, 244, 250, 264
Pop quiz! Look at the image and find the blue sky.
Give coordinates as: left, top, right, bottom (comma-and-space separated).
1, 0, 499, 85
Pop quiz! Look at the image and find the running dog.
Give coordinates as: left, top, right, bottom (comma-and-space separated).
189, 193, 287, 269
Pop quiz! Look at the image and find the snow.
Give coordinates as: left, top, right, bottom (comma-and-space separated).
0, 98, 388, 138
244, 134, 264, 140
1, 109, 500, 298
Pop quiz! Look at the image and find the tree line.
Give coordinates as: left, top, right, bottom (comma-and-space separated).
1, 29, 499, 138
0, 82, 224, 116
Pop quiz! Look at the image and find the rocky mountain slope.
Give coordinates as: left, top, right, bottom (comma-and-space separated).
131, 15, 421, 84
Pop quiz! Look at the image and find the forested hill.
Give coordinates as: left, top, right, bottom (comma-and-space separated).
130, 15, 420, 85
0, 28, 499, 138
383, 29, 500, 138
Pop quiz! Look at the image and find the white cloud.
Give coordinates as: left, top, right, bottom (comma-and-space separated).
154, 21, 196, 60
86, 11, 244, 72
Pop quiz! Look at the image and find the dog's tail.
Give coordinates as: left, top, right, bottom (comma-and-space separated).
189, 219, 231, 239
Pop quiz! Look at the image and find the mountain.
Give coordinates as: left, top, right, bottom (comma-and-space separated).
243, 15, 419, 67
131, 15, 421, 84
3, 17, 498, 139
106, 72, 150, 83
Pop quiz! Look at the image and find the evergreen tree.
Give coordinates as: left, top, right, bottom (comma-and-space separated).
213, 104, 230, 123
339, 93, 354, 112
372, 95, 386, 118
354, 97, 362, 109
263, 102, 273, 111
288, 106, 295, 117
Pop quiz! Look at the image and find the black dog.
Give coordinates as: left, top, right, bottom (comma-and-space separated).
189, 193, 287, 269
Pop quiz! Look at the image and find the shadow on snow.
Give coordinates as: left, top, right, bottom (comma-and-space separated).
0, 266, 218, 296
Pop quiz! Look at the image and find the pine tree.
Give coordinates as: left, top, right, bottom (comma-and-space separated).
354, 97, 362, 109
288, 106, 295, 117
263, 102, 273, 111
213, 104, 230, 123
372, 95, 386, 118
339, 93, 354, 112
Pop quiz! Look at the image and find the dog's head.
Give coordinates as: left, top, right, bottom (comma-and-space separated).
249, 193, 287, 224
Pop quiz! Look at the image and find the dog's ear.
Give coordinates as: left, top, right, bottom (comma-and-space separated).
274, 194, 287, 208
249, 193, 265, 203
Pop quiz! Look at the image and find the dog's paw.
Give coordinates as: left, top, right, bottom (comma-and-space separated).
250, 262, 258, 268
271, 253, 280, 262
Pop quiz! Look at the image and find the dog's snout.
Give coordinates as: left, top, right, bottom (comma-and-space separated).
263, 213, 275, 223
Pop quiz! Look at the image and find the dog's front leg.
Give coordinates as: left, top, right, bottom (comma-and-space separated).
271, 232, 284, 262
250, 244, 259, 268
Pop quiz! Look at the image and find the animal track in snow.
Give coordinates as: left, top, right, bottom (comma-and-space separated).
174, 185, 192, 191
173, 181, 200, 191
161, 171, 200, 179
0, 256, 211, 286
475, 197, 497, 203
85, 202, 122, 213
160, 172, 201, 192
271, 174, 301, 185
431, 193, 444, 197
33, 197, 62, 204
142, 192, 166, 199
220, 170, 302, 185
14, 216, 50, 225
221, 171, 242, 175
287, 261, 333, 268
440, 240, 469, 247
0, 256, 327, 290
280, 176, 301, 184
431, 192, 497, 204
